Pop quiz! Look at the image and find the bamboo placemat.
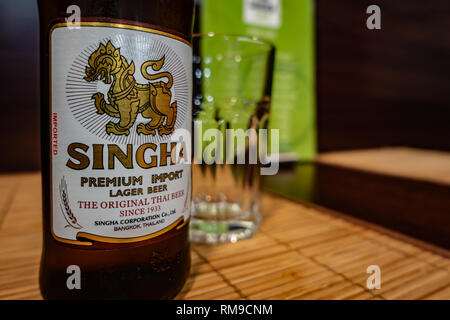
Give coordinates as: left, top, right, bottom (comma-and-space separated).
0, 173, 449, 300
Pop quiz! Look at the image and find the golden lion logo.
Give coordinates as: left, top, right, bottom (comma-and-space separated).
84, 41, 177, 136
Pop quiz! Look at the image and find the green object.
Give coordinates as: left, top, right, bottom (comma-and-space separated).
191, 221, 230, 234
193, 34, 273, 164
201, 0, 317, 161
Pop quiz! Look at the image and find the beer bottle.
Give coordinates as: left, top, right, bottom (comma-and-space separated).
38, 0, 194, 299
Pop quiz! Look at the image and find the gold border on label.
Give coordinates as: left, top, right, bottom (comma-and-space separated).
48, 21, 189, 246
50, 21, 192, 46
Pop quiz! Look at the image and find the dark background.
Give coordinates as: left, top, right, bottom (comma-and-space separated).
1, 0, 449, 172
316, 0, 450, 152
0, 1, 40, 171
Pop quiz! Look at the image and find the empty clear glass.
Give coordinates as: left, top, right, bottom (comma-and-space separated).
190, 34, 275, 244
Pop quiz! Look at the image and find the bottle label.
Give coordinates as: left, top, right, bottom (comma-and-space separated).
49, 21, 192, 246
243, 0, 282, 29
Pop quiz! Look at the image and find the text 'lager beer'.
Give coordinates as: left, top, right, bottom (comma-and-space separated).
38, 0, 195, 299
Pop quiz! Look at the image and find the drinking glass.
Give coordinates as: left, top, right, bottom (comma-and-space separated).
190, 34, 275, 244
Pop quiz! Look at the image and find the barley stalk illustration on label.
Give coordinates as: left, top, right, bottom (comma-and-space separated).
59, 177, 82, 229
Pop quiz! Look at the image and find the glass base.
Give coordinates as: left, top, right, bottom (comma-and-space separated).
189, 201, 261, 244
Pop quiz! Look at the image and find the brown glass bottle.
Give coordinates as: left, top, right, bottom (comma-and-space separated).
38, 0, 194, 299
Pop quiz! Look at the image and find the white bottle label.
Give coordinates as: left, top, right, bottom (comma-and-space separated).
50, 22, 192, 246
243, 0, 282, 29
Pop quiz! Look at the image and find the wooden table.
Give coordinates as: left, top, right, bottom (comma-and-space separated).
266, 148, 450, 249
0, 172, 449, 300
